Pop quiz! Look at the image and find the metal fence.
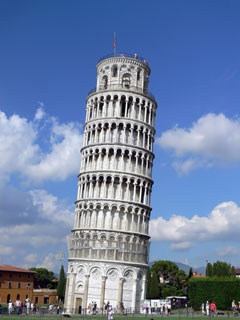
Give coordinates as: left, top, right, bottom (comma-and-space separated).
0, 307, 237, 318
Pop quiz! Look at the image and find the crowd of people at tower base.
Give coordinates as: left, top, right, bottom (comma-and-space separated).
142, 302, 172, 315
86, 301, 124, 316
201, 301, 216, 316
7, 298, 62, 315
231, 300, 240, 317
201, 300, 240, 317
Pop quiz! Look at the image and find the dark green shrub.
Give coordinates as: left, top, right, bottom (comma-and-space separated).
188, 278, 240, 310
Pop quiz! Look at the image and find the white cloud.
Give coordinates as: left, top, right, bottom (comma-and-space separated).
36, 253, 59, 271
0, 108, 79, 270
27, 121, 83, 182
24, 253, 38, 263
0, 245, 13, 255
0, 188, 74, 268
0, 111, 39, 181
34, 107, 45, 121
157, 113, 240, 173
150, 201, 240, 250
0, 109, 83, 183
170, 241, 193, 251
215, 246, 239, 257
180, 258, 189, 265
29, 189, 74, 226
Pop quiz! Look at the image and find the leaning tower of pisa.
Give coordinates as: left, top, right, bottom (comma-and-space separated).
65, 53, 157, 313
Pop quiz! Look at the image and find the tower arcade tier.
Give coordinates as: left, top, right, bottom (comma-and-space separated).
65, 53, 157, 314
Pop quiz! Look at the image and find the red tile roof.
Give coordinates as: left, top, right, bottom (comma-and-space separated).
235, 268, 240, 274
0, 265, 36, 273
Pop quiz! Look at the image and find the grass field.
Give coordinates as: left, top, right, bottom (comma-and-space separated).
0, 315, 237, 320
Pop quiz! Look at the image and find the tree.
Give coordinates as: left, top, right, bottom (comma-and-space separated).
57, 265, 66, 302
146, 267, 152, 299
189, 267, 193, 278
151, 260, 179, 283
149, 271, 160, 299
29, 267, 55, 289
211, 261, 232, 277
231, 266, 236, 277
206, 263, 213, 277
206, 261, 235, 278
151, 260, 188, 298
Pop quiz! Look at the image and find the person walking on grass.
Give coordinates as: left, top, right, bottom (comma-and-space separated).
15, 298, 21, 315
232, 300, 236, 316
210, 301, 216, 317
201, 302, 205, 315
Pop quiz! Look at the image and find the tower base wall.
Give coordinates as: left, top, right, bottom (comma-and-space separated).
64, 259, 147, 314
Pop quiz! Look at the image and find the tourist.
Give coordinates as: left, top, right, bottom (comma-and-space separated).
31, 302, 34, 314
210, 301, 216, 317
160, 304, 163, 315
49, 303, 53, 313
15, 298, 21, 315
120, 301, 124, 314
206, 301, 210, 316
167, 303, 171, 315
88, 302, 92, 314
8, 300, 14, 314
232, 300, 236, 316
201, 302, 205, 315
108, 306, 113, 320
26, 299, 31, 314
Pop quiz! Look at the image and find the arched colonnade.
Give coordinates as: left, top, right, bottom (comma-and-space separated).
86, 94, 156, 127
81, 146, 154, 178
83, 120, 154, 152
77, 173, 152, 207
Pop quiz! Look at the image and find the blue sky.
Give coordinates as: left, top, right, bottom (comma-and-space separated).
1, 0, 240, 272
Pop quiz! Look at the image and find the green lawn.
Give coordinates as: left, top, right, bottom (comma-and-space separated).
0, 316, 237, 320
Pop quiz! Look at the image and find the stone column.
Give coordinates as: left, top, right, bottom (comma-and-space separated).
140, 184, 143, 203
126, 181, 130, 201
144, 105, 147, 123
148, 133, 151, 150
138, 102, 141, 121
121, 152, 125, 171
70, 273, 76, 312
123, 125, 127, 143
137, 129, 140, 146
117, 179, 122, 200
133, 213, 136, 232
100, 276, 107, 309
133, 183, 137, 202
83, 275, 90, 310
137, 214, 141, 233
142, 186, 146, 205
117, 278, 124, 311
148, 189, 152, 206
64, 275, 70, 310
124, 100, 128, 118
124, 211, 128, 231
132, 278, 138, 312
145, 158, 149, 176
141, 275, 147, 301
110, 179, 115, 199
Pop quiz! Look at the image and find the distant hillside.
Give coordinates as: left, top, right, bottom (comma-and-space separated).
149, 261, 206, 275
175, 262, 206, 275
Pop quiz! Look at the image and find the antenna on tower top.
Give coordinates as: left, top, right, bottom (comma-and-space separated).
113, 32, 116, 56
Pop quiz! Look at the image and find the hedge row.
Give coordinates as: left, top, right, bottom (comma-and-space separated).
188, 278, 240, 310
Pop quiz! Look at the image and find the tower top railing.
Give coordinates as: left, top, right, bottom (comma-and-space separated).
97, 53, 148, 65
88, 83, 155, 101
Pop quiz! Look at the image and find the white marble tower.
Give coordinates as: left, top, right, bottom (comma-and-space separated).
65, 53, 157, 313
